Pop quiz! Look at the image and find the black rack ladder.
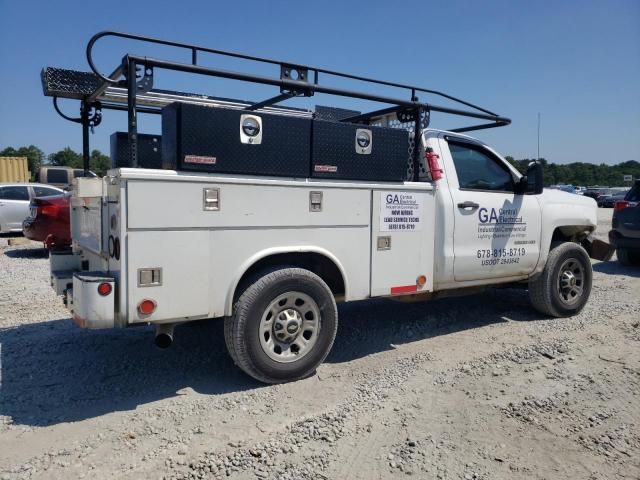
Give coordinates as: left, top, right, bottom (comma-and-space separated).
42, 31, 511, 179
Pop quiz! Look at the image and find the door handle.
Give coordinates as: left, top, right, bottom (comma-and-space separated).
457, 201, 479, 210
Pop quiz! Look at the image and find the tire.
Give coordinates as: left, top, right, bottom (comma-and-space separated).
529, 242, 592, 317
223, 311, 239, 366
617, 247, 640, 266
617, 247, 632, 266
224, 267, 338, 384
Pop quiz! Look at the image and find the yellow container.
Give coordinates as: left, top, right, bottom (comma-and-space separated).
0, 157, 30, 183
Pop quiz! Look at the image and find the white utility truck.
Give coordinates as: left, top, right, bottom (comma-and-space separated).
42, 32, 608, 383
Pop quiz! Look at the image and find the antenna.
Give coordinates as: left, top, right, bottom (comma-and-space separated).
537, 112, 541, 160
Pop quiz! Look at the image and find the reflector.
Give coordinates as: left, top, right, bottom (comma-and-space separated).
97, 282, 112, 296
138, 299, 157, 315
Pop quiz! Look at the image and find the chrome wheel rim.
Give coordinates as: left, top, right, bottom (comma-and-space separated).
557, 258, 584, 306
259, 292, 320, 363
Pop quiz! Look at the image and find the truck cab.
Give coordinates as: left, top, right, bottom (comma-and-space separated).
425, 130, 596, 288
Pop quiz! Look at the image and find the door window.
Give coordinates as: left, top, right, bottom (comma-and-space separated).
0, 186, 29, 201
33, 186, 62, 197
449, 142, 514, 192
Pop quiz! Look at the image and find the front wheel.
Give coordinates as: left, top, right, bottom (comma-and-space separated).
529, 242, 593, 317
224, 268, 338, 384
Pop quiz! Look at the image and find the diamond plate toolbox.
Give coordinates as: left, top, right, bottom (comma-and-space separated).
311, 120, 409, 182
161, 103, 311, 177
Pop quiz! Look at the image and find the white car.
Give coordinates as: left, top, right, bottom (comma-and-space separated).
0, 183, 64, 233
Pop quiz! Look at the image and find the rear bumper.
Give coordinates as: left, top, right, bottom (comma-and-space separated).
609, 230, 640, 250
50, 255, 116, 329
71, 272, 116, 329
23, 217, 71, 248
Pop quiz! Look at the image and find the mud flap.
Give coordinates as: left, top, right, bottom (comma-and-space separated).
581, 235, 615, 262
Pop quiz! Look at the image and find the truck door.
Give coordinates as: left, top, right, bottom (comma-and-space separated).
441, 137, 541, 281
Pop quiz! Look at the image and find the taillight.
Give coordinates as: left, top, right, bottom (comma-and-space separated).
33, 197, 65, 218
614, 201, 631, 212
97, 282, 112, 296
41, 205, 59, 216
138, 299, 157, 315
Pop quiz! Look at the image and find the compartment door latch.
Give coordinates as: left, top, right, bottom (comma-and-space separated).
309, 191, 323, 212
203, 188, 220, 211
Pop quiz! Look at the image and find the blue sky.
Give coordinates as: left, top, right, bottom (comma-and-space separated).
0, 0, 638, 164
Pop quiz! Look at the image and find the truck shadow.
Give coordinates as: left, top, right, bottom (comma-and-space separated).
592, 260, 640, 278
3, 248, 49, 259
328, 287, 536, 363
0, 288, 540, 427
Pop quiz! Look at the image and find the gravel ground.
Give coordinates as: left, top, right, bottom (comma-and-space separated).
0, 209, 639, 480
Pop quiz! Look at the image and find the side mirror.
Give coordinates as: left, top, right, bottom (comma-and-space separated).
517, 161, 544, 195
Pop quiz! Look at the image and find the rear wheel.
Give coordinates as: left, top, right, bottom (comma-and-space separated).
224, 268, 338, 384
529, 242, 592, 317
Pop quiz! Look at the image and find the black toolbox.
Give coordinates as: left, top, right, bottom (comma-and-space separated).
161, 103, 311, 177
110, 132, 163, 169
311, 120, 409, 182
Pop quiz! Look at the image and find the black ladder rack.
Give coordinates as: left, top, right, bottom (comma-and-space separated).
42, 31, 511, 177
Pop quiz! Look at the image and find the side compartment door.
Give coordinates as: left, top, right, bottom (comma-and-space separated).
370, 187, 435, 296
441, 138, 541, 281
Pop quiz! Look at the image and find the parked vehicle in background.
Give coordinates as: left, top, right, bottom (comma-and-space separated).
582, 188, 601, 201
35, 166, 96, 189
597, 188, 630, 208
583, 188, 608, 201
599, 191, 629, 208
555, 185, 578, 194
0, 183, 64, 232
0, 157, 30, 182
574, 186, 586, 195
22, 192, 72, 249
609, 180, 640, 266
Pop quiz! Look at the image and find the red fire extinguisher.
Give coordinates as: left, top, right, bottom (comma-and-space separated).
425, 147, 443, 181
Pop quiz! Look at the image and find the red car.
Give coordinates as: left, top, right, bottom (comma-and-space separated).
22, 192, 71, 250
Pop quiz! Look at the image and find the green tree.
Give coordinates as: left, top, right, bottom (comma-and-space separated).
90, 149, 111, 176
505, 157, 639, 187
0, 145, 45, 180
47, 147, 112, 176
48, 147, 82, 168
